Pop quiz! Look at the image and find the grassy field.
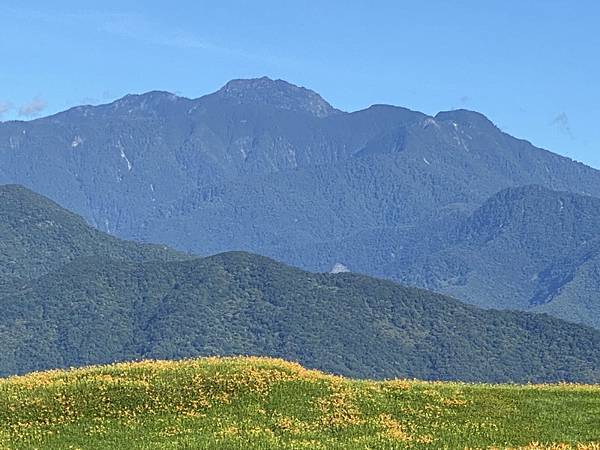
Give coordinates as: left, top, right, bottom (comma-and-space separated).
0, 357, 599, 449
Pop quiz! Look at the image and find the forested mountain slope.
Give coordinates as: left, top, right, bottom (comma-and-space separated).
0, 184, 184, 290
2, 186, 600, 382
1, 78, 598, 254
2, 78, 600, 327
300, 185, 600, 328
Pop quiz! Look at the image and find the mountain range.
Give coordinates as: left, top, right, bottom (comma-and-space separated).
2, 185, 600, 383
0, 77, 599, 330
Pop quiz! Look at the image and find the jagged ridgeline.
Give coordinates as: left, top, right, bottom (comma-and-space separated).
2, 185, 600, 383
2, 78, 600, 330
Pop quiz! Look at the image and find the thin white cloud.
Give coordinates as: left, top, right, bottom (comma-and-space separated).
1, 6, 293, 67
97, 13, 292, 67
0, 101, 11, 118
99, 14, 215, 51
18, 97, 47, 117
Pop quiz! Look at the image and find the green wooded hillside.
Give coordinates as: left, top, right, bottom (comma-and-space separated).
3, 185, 600, 383
3, 251, 600, 383
0, 184, 185, 285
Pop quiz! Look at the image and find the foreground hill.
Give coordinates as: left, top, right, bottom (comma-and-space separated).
2, 78, 600, 329
1, 357, 599, 449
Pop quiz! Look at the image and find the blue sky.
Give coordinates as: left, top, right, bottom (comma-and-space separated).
1, 1, 599, 167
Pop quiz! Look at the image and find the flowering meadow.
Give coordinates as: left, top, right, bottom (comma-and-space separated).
0, 356, 599, 449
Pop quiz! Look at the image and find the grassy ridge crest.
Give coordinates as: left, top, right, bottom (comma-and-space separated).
1, 356, 599, 449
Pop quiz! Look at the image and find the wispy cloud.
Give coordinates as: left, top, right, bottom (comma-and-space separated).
0, 101, 11, 118
96, 13, 292, 66
551, 112, 574, 139
1, 6, 293, 68
19, 97, 47, 117
99, 13, 215, 51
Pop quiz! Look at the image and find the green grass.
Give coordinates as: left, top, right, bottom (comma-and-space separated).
0, 357, 599, 449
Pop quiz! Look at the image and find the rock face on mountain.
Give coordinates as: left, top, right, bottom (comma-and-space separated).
1, 77, 600, 327
214, 76, 341, 118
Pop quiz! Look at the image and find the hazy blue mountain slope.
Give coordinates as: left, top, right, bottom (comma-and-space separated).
530, 242, 600, 325
258, 185, 600, 329
374, 186, 600, 327
413, 187, 599, 291
0, 80, 427, 240
1, 78, 599, 251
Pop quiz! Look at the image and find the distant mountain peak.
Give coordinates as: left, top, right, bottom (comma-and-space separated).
435, 109, 497, 129
112, 91, 183, 109
215, 76, 340, 118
